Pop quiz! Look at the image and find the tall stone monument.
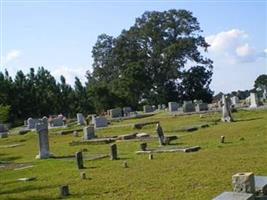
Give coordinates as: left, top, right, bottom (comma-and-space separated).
221, 95, 233, 122
36, 117, 52, 159
249, 93, 259, 108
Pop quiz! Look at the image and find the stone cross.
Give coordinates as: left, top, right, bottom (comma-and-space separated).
221, 95, 233, 122
156, 123, 165, 145
110, 144, 118, 160
36, 117, 52, 159
75, 151, 84, 169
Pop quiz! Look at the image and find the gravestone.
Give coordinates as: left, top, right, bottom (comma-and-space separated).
221, 95, 233, 122
231, 96, 240, 106
157, 104, 162, 110
195, 103, 208, 112
27, 118, 39, 129
183, 101, 195, 112
83, 126, 95, 140
109, 108, 122, 118
75, 151, 84, 169
168, 102, 178, 112
140, 143, 147, 151
93, 116, 108, 128
220, 136, 225, 144
156, 123, 165, 145
77, 113, 85, 125
59, 185, 70, 197
143, 105, 153, 113
110, 144, 118, 160
49, 115, 64, 127
232, 172, 255, 193
212, 192, 255, 200
36, 117, 52, 159
250, 93, 259, 108
0, 124, 8, 138
162, 104, 166, 109
123, 107, 132, 116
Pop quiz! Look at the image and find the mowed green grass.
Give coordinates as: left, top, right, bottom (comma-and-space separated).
0, 109, 267, 200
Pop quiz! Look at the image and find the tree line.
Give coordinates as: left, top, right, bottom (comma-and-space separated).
0, 9, 215, 124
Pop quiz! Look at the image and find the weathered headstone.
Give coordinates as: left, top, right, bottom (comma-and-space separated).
93, 116, 108, 128
143, 105, 153, 113
168, 102, 178, 112
195, 103, 208, 112
232, 172, 255, 193
249, 93, 259, 108
221, 95, 233, 122
231, 96, 240, 106
149, 154, 153, 160
156, 123, 165, 145
109, 108, 122, 118
183, 101, 195, 112
77, 113, 85, 125
220, 136, 225, 144
59, 185, 70, 197
110, 144, 118, 160
83, 126, 95, 140
27, 118, 39, 129
49, 115, 64, 127
123, 107, 132, 116
140, 143, 147, 151
36, 117, 52, 159
75, 151, 84, 169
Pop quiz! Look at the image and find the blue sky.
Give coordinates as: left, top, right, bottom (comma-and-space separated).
0, 0, 266, 93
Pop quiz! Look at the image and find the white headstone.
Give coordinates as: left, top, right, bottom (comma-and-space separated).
249, 93, 259, 108
77, 113, 85, 125
221, 95, 233, 122
36, 117, 52, 159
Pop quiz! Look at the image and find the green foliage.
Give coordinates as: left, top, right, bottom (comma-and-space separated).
89, 9, 213, 107
254, 74, 267, 89
0, 104, 10, 123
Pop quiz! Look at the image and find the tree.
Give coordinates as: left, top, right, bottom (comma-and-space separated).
254, 74, 267, 89
0, 104, 10, 123
89, 9, 213, 108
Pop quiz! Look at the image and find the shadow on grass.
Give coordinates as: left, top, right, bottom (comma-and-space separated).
0, 184, 57, 196
234, 117, 263, 122
0, 156, 22, 162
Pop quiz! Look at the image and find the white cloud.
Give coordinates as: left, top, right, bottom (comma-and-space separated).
206, 29, 265, 64
265, 49, 267, 54
51, 65, 87, 85
0, 50, 21, 67
6, 50, 21, 62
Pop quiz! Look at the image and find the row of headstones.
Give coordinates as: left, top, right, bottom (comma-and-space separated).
168, 100, 209, 113
77, 113, 108, 128
26, 115, 64, 129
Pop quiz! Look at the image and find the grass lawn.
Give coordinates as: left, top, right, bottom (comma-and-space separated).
0, 109, 267, 199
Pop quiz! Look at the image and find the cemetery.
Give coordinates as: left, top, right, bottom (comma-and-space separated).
0, 97, 267, 199
0, 3, 266, 199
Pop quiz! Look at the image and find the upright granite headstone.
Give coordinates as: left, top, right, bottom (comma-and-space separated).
49, 115, 64, 127
27, 118, 39, 129
195, 103, 208, 112
123, 107, 132, 116
93, 117, 108, 128
83, 126, 95, 140
250, 93, 259, 108
168, 102, 178, 112
36, 117, 52, 159
75, 151, 84, 169
110, 144, 118, 160
221, 95, 233, 122
143, 105, 153, 113
109, 108, 122, 118
156, 123, 165, 145
183, 101, 195, 112
77, 113, 85, 125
